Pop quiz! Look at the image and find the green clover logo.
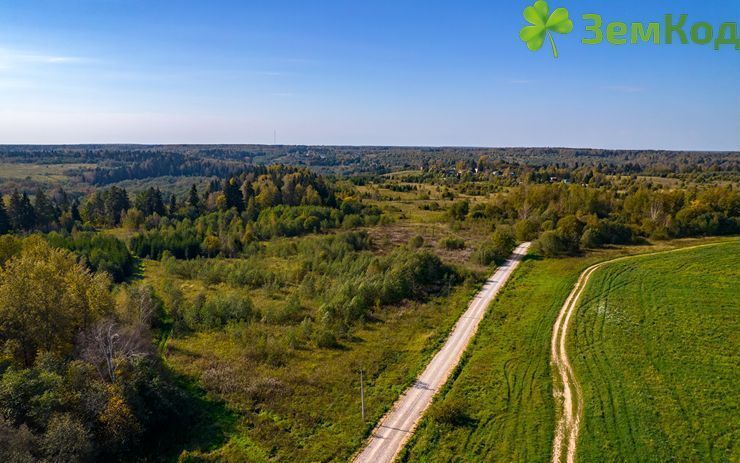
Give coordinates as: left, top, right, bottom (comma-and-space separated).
519, 0, 573, 58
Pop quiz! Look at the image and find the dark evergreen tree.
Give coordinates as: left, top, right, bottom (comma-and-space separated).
188, 184, 200, 209
0, 200, 9, 234
104, 186, 130, 226
33, 188, 57, 230
70, 199, 82, 223
135, 187, 166, 217
8, 190, 36, 231
222, 178, 244, 211
169, 193, 177, 216
80, 191, 106, 225
52, 187, 70, 211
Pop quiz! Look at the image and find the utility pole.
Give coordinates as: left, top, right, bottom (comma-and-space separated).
360, 369, 365, 421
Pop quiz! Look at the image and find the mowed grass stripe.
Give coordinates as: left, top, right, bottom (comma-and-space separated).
571, 241, 740, 462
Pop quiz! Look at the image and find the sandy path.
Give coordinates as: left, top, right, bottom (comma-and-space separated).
550, 263, 599, 463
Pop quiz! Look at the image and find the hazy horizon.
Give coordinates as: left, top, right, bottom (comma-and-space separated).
0, 143, 737, 153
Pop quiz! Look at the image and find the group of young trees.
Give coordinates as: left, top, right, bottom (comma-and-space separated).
449, 182, 739, 257
0, 237, 193, 461
154, 231, 459, 346
46, 232, 136, 282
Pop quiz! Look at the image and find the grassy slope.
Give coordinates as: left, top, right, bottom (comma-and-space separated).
400, 238, 736, 463
571, 240, 739, 462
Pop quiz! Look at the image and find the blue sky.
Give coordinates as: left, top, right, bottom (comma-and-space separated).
0, 0, 738, 149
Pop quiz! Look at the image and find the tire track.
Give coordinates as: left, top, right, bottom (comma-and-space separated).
551, 263, 596, 463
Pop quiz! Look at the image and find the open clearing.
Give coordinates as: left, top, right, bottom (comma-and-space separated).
570, 240, 739, 462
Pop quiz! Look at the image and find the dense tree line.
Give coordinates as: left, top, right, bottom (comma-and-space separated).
0, 187, 80, 234
0, 238, 195, 461
85, 153, 243, 185
1, 165, 384, 261
448, 183, 739, 257
122, 167, 381, 259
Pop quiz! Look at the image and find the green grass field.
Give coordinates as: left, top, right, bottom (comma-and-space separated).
0, 162, 97, 180
400, 238, 737, 463
571, 241, 739, 462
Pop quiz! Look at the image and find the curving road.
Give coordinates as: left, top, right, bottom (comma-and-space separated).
352, 242, 531, 463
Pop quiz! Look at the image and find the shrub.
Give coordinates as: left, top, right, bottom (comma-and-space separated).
515, 219, 539, 241
263, 296, 304, 325
491, 225, 516, 261
473, 227, 516, 266
448, 200, 469, 221
472, 243, 498, 266
580, 228, 602, 249
439, 237, 465, 250
41, 413, 92, 463
183, 294, 254, 331
409, 235, 424, 248
534, 230, 569, 257
315, 330, 339, 349
429, 398, 470, 426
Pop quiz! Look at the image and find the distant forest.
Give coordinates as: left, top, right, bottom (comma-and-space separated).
1, 145, 737, 186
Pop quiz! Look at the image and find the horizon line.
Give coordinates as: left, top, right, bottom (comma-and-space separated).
0, 143, 737, 154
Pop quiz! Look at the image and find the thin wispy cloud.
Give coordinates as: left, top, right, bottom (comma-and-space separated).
44, 56, 85, 64
0, 47, 88, 69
